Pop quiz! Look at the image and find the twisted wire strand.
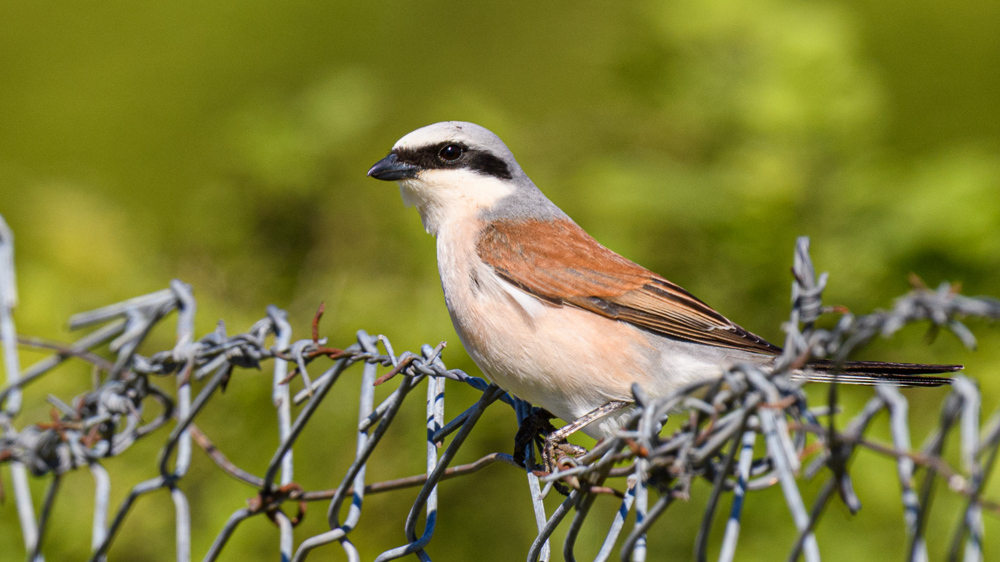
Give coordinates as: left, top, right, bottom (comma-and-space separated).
3, 221, 1000, 561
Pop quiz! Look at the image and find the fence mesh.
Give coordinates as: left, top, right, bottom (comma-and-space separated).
2, 213, 1000, 561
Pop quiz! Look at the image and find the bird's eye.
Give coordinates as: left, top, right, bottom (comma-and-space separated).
438, 144, 464, 161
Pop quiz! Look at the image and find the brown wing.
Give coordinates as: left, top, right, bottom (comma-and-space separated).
476, 218, 782, 355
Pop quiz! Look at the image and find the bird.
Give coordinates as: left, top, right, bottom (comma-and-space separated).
367, 121, 962, 439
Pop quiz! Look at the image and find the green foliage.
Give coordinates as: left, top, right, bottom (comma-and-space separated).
1, 0, 998, 559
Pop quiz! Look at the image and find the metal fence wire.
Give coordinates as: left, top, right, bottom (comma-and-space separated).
3, 213, 1000, 561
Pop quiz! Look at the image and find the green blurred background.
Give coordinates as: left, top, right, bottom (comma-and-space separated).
2, 0, 999, 559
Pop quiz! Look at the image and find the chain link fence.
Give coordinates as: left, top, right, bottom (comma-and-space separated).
2, 214, 1000, 561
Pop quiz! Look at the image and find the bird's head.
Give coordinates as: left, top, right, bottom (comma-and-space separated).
368, 121, 564, 235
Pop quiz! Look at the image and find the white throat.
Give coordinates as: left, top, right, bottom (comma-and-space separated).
397, 169, 515, 236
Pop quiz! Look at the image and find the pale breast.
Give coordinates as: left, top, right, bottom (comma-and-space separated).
435, 220, 665, 427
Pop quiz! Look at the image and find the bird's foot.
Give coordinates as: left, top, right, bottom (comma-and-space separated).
542, 439, 588, 475
513, 407, 557, 468
516, 401, 632, 496
541, 400, 631, 475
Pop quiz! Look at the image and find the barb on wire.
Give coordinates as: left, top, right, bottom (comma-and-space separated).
3, 218, 1000, 561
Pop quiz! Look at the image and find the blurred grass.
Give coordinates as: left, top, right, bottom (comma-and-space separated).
1, 0, 999, 560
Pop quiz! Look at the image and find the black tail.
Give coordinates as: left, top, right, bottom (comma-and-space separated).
796, 359, 962, 387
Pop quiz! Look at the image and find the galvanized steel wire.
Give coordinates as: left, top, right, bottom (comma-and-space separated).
2, 214, 1000, 561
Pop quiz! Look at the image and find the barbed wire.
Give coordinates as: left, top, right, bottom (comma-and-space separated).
2, 213, 1000, 561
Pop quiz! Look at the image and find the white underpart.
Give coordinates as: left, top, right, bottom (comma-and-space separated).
397, 169, 514, 236
440, 242, 756, 438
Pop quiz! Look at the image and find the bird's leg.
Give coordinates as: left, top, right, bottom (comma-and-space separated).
513, 407, 557, 468
542, 400, 631, 474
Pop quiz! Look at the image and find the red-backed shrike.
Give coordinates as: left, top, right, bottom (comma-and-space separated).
368, 121, 961, 438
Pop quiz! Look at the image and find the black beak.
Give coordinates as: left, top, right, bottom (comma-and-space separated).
367, 153, 420, 181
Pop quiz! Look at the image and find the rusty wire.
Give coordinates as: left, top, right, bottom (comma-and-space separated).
2, 214, 1000, 561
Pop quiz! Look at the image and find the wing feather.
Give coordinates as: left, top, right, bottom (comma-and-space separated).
476, 219, 782, 355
